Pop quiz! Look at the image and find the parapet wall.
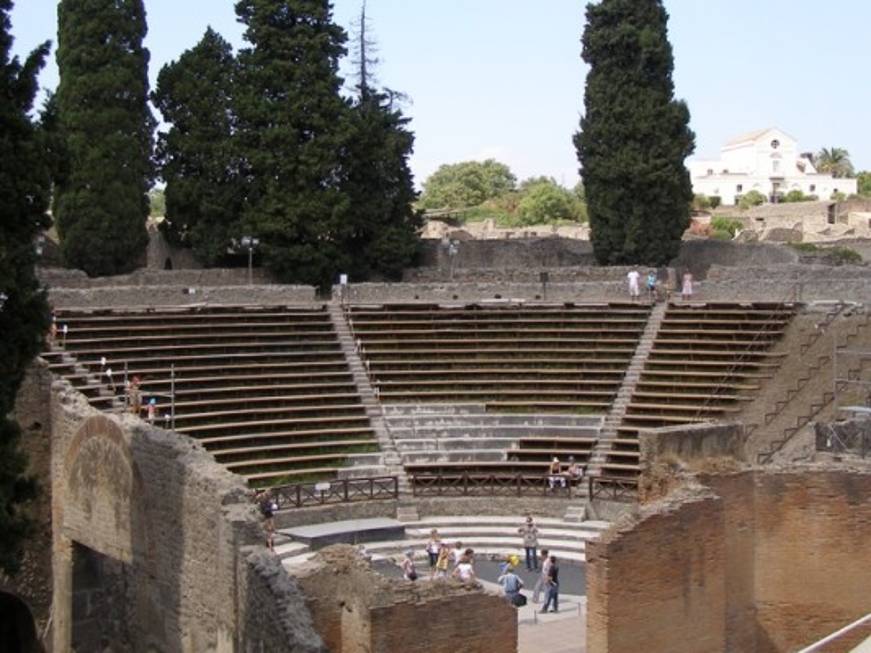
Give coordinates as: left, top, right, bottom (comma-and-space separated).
295, 545, 517, 653
334, 281, 628, 303
588, 465, 871, 653
403, 265, 645, 284
40, 374, 324, 652
418, 237, 596, 269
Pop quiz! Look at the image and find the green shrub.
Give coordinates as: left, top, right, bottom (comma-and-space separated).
693, 194, 711, 210
709, 196, 721, 209
789, 242, 819, 253
783, 189, 806, 203
710, 216, 742, 238
829, 246, 862, 265
738, 190, 766, 210
831, 191, 847, 202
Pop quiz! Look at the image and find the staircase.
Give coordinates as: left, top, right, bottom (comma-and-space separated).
328, 302, 411, 493
598, 302, 667, 439
278, 515, 611, 571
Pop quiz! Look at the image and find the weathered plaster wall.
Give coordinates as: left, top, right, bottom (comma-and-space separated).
48, 284, 317, 308
639, 422, 748, 468
45, 377, 324, 652
334, 281, 629, 303
295, 545, 517, 653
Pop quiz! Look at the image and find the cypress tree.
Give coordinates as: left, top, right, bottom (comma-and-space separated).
153, 28, 243, 266
235, 0, 351, 288
342, 3, 421, 280
574, 0, 695, 265
55, 0, 154, 276
0, 1, 50, 574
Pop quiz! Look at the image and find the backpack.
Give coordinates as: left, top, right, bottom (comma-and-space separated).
512, 593, 527, 607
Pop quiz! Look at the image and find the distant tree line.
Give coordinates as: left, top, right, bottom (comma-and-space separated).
48, 0, 420, 287
419, 160, 587, 226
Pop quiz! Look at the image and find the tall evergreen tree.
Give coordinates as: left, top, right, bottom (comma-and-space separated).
235, 0, 352, 287
55, 0, 154, 276
0, 1, 50, 575
342, 3, 421, 280
574, 0, 695, 265
153, 28, 244, 266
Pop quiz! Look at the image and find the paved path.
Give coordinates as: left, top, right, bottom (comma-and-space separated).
373, 558, 587, 653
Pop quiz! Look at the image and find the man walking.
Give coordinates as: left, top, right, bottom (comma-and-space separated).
532, 549, 551, 604
519, 516, 539, 571
541, 555, 560, 613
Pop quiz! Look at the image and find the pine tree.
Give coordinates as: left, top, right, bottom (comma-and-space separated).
235, 0, 352, 288
55, 0, 154, 276
574, 0, 695, 265
0, 1, 51, 575
153, 28, 244, 266
342, 3, 421, 280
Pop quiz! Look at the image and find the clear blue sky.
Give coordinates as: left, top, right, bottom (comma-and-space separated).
10, 0, 871, 188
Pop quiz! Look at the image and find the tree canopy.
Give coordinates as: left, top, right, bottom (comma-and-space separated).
233, 0, 352, 287
54, 0, 154, 277
815, 147, 854, 179
857, 171, 871, 197
340, 3, 421, 280
574, 0, 695, 266
0, 0, 51, 575
516, 177, 586, 225
153, 27, 244, 266
419, 159, 517, 209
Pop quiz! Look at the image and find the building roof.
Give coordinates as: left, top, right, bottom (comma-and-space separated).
725, 128, 775, 146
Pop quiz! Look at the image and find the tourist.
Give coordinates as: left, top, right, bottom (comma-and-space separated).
128, 375, 142, 415
627, 268, 640, 301
567, 456, 584, 484
451, 541, 464, 567
532, 549, 552, 604
519, 516, 539, 571
426, 529, 442, 578
435, 544, 451, 580
255, 489, 277, 552
547, 457, 566, 490
681, 271, 694, 301
498, 564, 525, 606
646, 270, 657, 301
401, 550, 418, 581
49, 314, 58, 344
146, 398, 157, 425
452, 551, 477, 584
105, 367, 116, 393
541, 555, 560, 613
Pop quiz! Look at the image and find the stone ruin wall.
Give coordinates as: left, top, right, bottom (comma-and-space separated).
294, 545, 517, 653
5, 362, 325, 653
587, 465, 871, 653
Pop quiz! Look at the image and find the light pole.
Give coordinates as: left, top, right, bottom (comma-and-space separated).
241, 236, 260, 285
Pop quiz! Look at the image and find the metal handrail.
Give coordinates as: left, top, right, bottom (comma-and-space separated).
410, 473, 578, 498
691, 285, 802, 420
270, 475, 399, 509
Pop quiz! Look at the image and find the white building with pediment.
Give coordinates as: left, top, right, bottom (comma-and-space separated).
689, 128, 857, 206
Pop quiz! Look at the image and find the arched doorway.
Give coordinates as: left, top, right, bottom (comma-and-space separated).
0, 592, 42, 653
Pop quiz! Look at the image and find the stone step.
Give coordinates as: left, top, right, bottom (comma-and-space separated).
387, 425, 600, 440
407, 516, 610, 533
384, 413, 603, 429
363, 537, 588, 561
273, 540, 310, 561
382, 403, 489, 417
405, 526, 598, 544
336, 464, 392, 480
400, 450, 507, 464
395, 437, 517, 451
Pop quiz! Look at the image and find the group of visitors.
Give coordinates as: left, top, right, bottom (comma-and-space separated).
547, 456, 584, 490
626, 269, 695, 302
124, 375, 158, 423
517, 516, 560, 612
403, 529, 476, 583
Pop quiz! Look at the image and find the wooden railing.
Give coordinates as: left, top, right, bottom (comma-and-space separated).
588, 476, 638, 502
271, 476, 399, 509
410, 473, 577, 498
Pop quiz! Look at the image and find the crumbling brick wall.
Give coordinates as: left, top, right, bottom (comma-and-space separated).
588, 466, 871, 653
295, 545, 518, 653
40, 375, 324, 652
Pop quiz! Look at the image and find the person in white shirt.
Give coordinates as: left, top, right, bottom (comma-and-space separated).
627, 269, 641, 301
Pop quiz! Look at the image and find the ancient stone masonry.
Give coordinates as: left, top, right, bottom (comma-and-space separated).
294, 545, 518, 653
34, 373, 325, 652
588, 464, 871, 653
